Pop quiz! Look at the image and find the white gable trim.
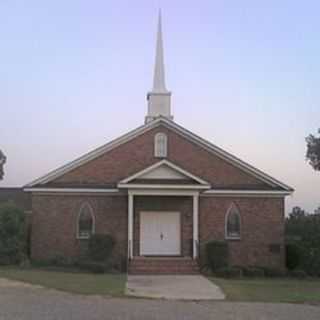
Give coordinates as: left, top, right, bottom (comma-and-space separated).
160, 119, 293, 191
138, 164, 187, 180
203, 189, 292, 197
118, 160, 210, 186
25, 117, 293, 191
24, 188, 119, 194
25, 120, 160, 187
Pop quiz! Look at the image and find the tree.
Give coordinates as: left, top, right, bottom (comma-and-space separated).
306, 128, 320, 171
286, 206, 320, 275
0, 150, 5, 180
0, 202, 27, 265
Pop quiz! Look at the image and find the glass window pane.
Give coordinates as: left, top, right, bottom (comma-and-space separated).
227, 206, 240, 238
78, 204, 94, 238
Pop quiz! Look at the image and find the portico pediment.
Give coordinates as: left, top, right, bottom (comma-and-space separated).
118, 160, 210, 190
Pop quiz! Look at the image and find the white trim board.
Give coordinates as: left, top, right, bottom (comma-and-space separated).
25, 117, 294, 192
24, 188, 119, 194
24, 187, 291, 198
128, 189, 199, 196
202, 189, 292, 197
25, 120, 160, 187
118, 183, 209, 190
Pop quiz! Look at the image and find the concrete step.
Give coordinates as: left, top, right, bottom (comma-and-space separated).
129, 257, 199, 275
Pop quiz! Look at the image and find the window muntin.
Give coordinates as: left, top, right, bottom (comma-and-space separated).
77, 203, 95, 239
225, 203, 241, 239
154, 132, 168, 157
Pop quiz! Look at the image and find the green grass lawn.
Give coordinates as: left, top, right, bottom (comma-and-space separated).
211, 277, 320, 303
0, 267, 126, 296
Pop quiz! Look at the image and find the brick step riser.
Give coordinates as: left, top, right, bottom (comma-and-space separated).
130, 272, 199, 275
129, 268, 199, 273
129, 259, 200, 274
130, 268, 198, 271
130, 264, 197, 268
129, 264, 199, 267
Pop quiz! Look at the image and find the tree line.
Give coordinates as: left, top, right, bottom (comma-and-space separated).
286, 206, 320, 275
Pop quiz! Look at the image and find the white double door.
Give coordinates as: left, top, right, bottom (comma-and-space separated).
140, 211, 181, 256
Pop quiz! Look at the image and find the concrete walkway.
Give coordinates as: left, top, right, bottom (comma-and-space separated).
126, 275, 225, 300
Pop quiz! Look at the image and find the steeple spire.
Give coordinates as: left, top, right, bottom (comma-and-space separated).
145, 10, 173, 123
153, 10, 167, 92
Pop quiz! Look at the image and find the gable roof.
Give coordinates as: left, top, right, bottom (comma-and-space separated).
118, 159, 211, 188
25, 117, 293, 192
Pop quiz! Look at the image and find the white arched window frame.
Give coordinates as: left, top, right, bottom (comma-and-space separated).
225, 203, 241, 240
77, 202, 95, 239
154, 132, 168, 158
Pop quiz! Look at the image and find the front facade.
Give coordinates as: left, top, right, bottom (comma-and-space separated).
25, 14, 293, 273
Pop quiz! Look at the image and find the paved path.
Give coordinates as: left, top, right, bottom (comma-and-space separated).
0, 279, 320, 320
126, 275, 225, 300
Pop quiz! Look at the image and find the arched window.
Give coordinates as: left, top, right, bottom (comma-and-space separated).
225, 203, 241, 239
154, 132, 168, 158
77, 203, 95, 239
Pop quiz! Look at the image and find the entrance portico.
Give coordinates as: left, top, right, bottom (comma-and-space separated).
127, 190, 200, 260
117, 159, 210, 273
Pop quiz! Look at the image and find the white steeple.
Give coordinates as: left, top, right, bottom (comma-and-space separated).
145, 10, 173, 123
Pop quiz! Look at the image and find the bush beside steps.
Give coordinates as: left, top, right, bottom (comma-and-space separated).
211, 266, 309, 279
75, 260, 113, 274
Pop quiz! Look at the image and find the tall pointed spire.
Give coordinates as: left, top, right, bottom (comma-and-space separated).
145, 10, 173, 124
153, 10, 167, 92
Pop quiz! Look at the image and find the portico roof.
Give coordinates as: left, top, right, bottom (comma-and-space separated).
118, 159, 211, 190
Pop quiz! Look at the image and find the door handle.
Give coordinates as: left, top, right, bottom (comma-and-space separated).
160, 232, 164, 240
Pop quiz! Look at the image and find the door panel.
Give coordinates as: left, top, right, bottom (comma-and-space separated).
140, 211, 180, 256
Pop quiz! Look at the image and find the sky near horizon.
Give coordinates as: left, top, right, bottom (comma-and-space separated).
0, 0, 319, 213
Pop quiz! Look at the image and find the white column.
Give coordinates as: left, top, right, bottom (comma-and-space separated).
128, 193, 134, 259
193, 193, 199, 259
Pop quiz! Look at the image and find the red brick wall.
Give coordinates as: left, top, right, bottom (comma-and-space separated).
133, 196, 193, 257
199, 196, 285, 269
51, 125, 269, 189
31, 193, 285, 269
31, 194, 128, 267
31, 123, 286, 270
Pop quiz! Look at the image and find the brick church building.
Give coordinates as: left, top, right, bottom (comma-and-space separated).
25, 14, 293, 273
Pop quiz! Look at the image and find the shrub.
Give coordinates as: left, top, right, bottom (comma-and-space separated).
88, 234, 115, 262
242, 266, 265, 278
289, 269, 308, 279
262, 267, 287, 278
0, 202, 26, 265
76, 260, 111, 274
214, 266, 242, 278
286, 243, 301, 270
49, 255, 75, 267
206, 240, 229, 271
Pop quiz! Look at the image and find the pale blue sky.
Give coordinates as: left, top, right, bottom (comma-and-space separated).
1, 0, 319, 213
